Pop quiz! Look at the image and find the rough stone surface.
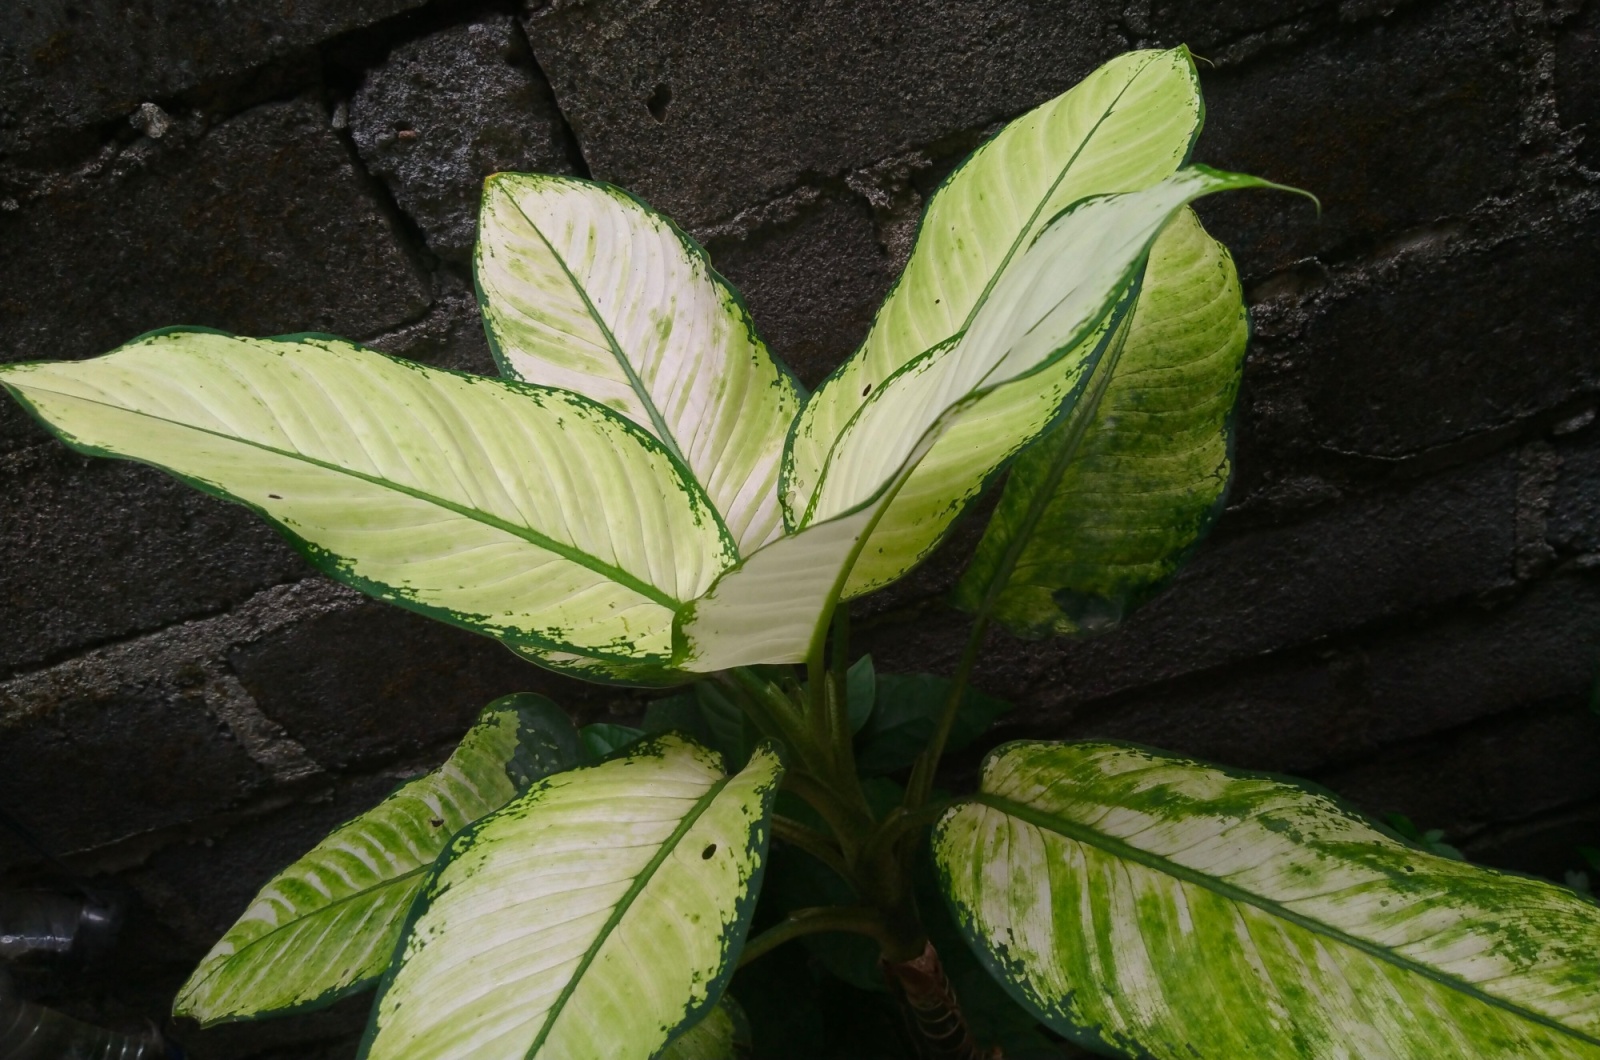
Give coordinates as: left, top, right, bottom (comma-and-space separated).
350, 15, 575, 263
706, 189, 897, 388
229, 601, 613, 771
1186, 0, 1521, 278
1244, 208, 1600, 462
1029, 571, 1600, 774
0, 679, 270, 861
1550, 419, 1600, 556
1557, 0, 1600, 171
525, 0, 1126, 225
0, 95, 430, 451
0, 3, 1596, 1054
0, 447, 306, 675
0, 96, 428, 365
974, 453, 1513, 708
0, 0, 428, 155
1318, 703, 1600, 838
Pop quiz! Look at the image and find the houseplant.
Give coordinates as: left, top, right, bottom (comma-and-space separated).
4, 46, 1598, 1060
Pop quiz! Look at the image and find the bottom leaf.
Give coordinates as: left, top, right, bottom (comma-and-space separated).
360, 735, 782, 1060
934, 741, 1600, 1059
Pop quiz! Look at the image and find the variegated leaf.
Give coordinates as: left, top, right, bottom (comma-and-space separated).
934, 741, 1600, 1059
660, 995, 750, 1060
477, 173, 802, 555
783, 47, 1203, 586
679, 168, 1278, 670
358, 735, 782, 1060
174, 694, 584, 1024
953, 207, 1248, 636
0, 330, 736, 665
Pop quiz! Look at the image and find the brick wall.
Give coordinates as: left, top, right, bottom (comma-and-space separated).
2, 0, 1597, 1055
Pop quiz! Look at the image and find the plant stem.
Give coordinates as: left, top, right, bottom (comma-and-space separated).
904, 308, 1136, 812
829, 605, 852, 752
904, 616, 987, 809
737, 906, 893, 968
881, 940, 992, 1060
771, 815, 850, 880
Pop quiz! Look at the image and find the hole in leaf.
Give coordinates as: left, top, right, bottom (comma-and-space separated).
646, 83, 673, 123
701, 843, 717, 859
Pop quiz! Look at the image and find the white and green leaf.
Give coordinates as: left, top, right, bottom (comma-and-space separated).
0, 331, 736, 665
933, 741, 1600, 1059
783, 47, 1203, 578
678, 168, 1279, 670
660, 995, 750, 1060
358, 735, 782, 1060
953, 207, 1248, 636
175, 694, 584, 1024
477, 173, 802, 555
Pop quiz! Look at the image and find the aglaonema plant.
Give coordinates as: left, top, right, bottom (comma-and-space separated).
4, 46, 1599, 1060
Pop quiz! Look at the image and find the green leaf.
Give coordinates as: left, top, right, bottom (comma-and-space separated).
661, 995, 751, 1060
477, 173, 802, 556
846, 655, 876, 734
678, 167, 1284, 671
0, 331, 737, 667
359, 734, 783, 1060
933, 741, 1600, 1059
580, 722, 646, 759
953, 208, 1249, 636
783, 48, 1203, 588
174, 694, 583, 1024
854, 674, 1011, 776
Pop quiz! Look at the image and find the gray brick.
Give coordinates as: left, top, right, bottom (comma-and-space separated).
1245, 208, 1600, 461
0, 0, 428, 154
1557, 0, 1600, 171
525, 0, 1124, 227
706, 190, 896, 388
1316, 704, 1600, 837
1039, 572, 1600, 773
1188, 0, 1520, 278
229, 601, 633, 772
0, 679, 270, 864
0, 95, 431, 451
1023, 455, 1516, 707
0, 446, 306, 675
350, 16, 576, 264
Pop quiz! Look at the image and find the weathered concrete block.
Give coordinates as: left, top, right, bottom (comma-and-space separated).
229, 601, 624, 771
0, 0, 428, 155
1317, 703, 1600, 837
1189, 0, 1520, 278
1144, 0, 1324, 50
350, 15, 575, 264
1557, 0, 1600, 172
0, 447, 306, 676
525, 0, 1124, 226
1246, 208, 1600, 461
706, 190, 895, 388
0, 680, 270, 863
1046, 572, 1600, 773
861, 453, 1517, 710
1550, 421, 1600, 557
0, 95, 431, 450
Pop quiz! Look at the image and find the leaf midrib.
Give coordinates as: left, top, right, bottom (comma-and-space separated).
30, 383, 682, 611
189, 861, 432, 1005
505, 195, 689, 468
524, 772, 735, 1057
972, 792, 1600, 1049
952, 50, 1165, 339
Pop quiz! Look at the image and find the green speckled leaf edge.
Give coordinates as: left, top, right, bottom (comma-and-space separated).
174, 694, 583, 1025
933, 740, 1600, 1059
358, 734, 782, 1060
